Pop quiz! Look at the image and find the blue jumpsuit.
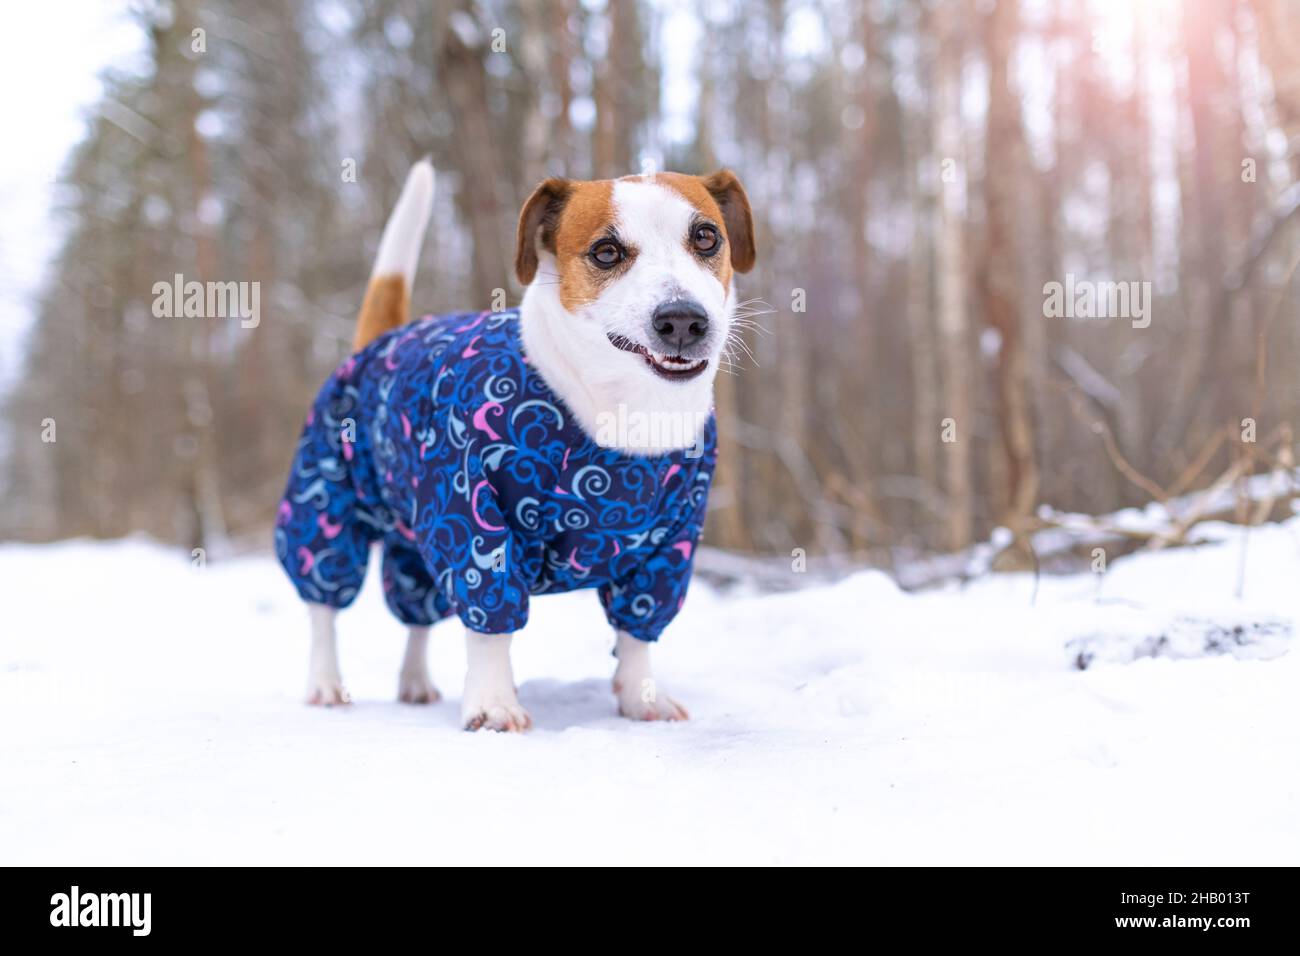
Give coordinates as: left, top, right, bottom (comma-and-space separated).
275, 309, 716, 641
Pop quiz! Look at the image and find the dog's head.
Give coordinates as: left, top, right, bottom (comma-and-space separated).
515, 171, 755, 387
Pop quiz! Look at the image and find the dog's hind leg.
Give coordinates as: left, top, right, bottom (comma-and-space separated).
306, 603, 350, 706
397, 626, 441, 704
612, 631, 689, 721
461, 631, 532, 732
381, 537, 442, 704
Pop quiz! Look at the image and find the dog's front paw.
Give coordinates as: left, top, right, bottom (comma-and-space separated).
398, 669, 441, 705
462, 687, 532, 732
613, 676, 689, 722
306, 678, 351, 707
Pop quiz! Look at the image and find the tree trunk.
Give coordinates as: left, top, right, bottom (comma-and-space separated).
1251, 0, 1300, 183
933, 4, 974, 552
982, 0, 1038, 568
439, 5, 512, 300
593, 1, 643, 177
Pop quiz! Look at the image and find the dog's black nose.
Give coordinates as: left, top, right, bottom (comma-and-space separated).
651, 299, 709, 351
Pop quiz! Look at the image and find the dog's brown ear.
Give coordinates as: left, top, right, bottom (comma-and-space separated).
701, 169, 756, 274
515, 178, 573, 286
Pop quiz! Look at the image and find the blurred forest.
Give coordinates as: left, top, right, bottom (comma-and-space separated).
3, 0, 1300, 573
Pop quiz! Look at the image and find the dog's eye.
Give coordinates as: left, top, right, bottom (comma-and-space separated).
691, 224, 720, 255
589, 240, 625, 269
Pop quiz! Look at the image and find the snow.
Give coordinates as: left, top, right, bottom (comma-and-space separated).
3, 518, 1299, 865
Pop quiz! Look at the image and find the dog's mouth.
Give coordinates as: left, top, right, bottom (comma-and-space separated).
607, 334, 709, 381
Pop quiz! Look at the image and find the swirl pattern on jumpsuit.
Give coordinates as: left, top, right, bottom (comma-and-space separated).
275, 309, 716, 641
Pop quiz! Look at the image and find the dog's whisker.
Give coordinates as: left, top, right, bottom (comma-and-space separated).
718, 338, 757, 374
725, 331, 759, 364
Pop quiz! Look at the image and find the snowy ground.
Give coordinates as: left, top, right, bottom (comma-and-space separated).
3, 518, 1299, 865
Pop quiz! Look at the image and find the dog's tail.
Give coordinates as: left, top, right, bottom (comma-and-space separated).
353, 157, 436, 351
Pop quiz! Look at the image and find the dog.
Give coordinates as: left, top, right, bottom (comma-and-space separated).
275, 158, 755, 730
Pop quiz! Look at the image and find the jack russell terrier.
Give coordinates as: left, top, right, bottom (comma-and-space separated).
275, 158, 755, 730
